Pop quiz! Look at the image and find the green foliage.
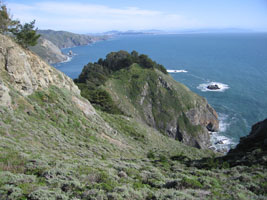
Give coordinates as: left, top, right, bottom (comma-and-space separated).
177, 112, 203, 136
10, 20, 40, 48
147, 151, 156, 159
222, 161, 230, 169
139, 54, 154, 68
0, 83, 267, 199
181, 177, 203, 189
0, 150, 25, 173
37, 29, 108, 49
75, 51, 168, 114
76, 63, 109, 85
0, 1, 39, 48
76, 83, 123, 114
76, 50, 167, 84
0, 1, 18, 34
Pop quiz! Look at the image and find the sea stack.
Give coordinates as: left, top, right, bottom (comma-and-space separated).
207, 84, 220, 90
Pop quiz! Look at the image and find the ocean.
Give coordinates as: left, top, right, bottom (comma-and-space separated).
54, 33, 267, 151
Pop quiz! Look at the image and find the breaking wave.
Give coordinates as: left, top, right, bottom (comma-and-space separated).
210, 113, 237, 153
167, 69, 188, 73
197, 82, 229, 92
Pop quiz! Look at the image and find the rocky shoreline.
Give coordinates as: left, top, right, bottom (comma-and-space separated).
30, 30, 110, 64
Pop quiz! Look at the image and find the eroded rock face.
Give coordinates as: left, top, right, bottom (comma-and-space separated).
224, 119, 267, 166
105, 67, 219, 149
0, 81, 11, 107
146, 75, 219, 149
186, 103, 219, 132
72, 96, 97, 118
229, 119, 267, 153
30, 38, 68, 64
0, 34, 80, 96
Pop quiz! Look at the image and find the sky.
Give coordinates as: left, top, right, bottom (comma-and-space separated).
4, 0, 267, 33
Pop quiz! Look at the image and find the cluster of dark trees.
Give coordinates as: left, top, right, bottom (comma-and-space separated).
96, 50, 167, 74
75, 50, 168, 114
0, 1, 40, 48
76, 50, 167, 84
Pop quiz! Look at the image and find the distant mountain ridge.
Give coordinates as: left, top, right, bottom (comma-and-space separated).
30, 30, 109, 64
38, 30, 109, 49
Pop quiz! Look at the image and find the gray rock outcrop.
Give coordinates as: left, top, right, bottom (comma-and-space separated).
0, 34, 80, 96
30, 37, 68, 64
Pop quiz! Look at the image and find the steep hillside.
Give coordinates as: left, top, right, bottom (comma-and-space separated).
0, 34, 79, 96
29, 30, 109, 64
0, 34, 266, 199
37, 30, 109, 49
29, 37, 68, 64
224, 118, 267, 167
75, 51, 219, 149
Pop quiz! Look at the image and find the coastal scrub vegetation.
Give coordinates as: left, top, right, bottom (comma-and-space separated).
0, 32, 266, 199
75, 50, 211, 148
74, 50, 167, 114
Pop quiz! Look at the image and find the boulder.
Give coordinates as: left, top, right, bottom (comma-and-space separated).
207, 84, 220, 90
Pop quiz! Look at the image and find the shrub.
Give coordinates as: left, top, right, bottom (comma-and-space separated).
147, 151, 155, 159
0, 151, 25, 173
181, 177, 203, 189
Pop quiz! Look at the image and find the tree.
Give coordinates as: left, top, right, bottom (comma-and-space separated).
0, 1, 18, 33
10, 20, 40, 48
139, 54, 154, 68
0, 1, 39, 48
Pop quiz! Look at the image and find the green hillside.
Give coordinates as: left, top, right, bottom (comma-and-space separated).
29, 30, 109, 64
38, 30, 109, 49
75, 51, 219, 149
0, 34, 266, 199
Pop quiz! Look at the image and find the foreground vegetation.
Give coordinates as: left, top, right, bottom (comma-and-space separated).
0, 85, 266, 199
0, 20, 266, 199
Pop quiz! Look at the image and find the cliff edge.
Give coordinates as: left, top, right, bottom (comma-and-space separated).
224, 118, 267, 166
0, 34, 79, 97
76, 50, 219, 149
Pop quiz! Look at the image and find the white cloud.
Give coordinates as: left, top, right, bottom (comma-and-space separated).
6, 2, 200, 33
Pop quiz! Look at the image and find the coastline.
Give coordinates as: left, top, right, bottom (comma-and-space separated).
54, 37, 112, 65
209, 113, 237, 153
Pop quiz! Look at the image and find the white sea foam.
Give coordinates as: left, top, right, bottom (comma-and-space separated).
210, 132, 234, 152
218, 113, 230, 132
209, 113, 236, 153
197, 82, 229, 92
60, 56, 72, 63
167, 69, 188, 73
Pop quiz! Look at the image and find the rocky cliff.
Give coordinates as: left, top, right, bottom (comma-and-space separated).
224, 118, 267, 166
29, 37, 68, 64
0, 34, 79, 97
30, 30, 109, 64
76, 51, 219, 149
37, 29, 109, 49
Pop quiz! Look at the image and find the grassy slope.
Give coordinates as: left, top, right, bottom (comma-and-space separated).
0, 85, 266, 199
104, 64, 204, 137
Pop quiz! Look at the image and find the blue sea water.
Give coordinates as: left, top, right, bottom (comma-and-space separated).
54, 33, 267, 151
